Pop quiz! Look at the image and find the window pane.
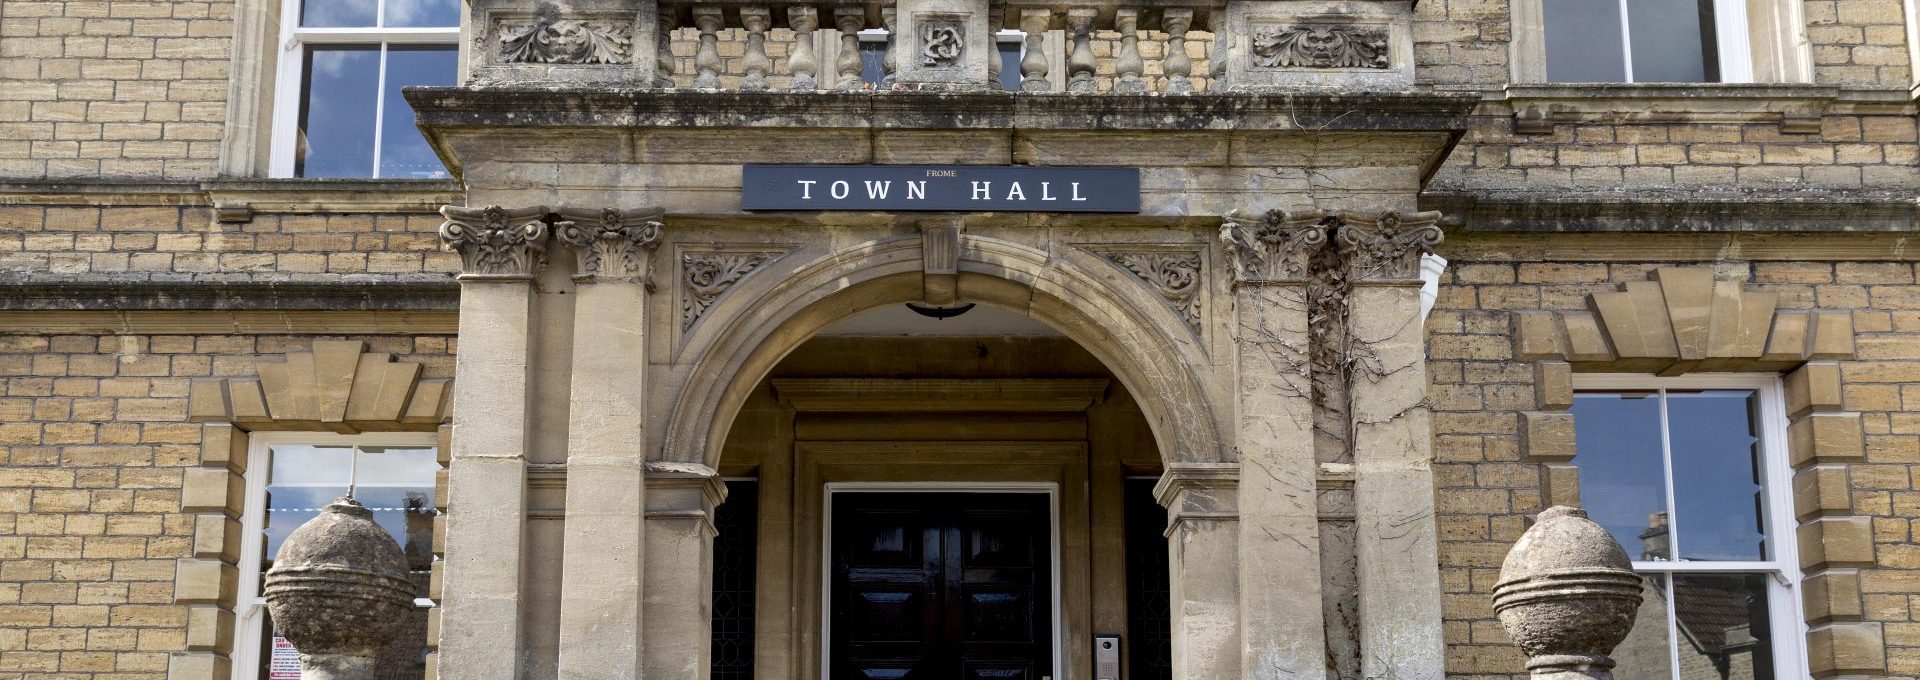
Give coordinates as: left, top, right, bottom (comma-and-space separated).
1542, 0, 1628, 82
379, 46, 458, 179
1572, 393, 1670, 560
1626, 0, 1719, 82
859, 41, 887, 86
1667, 390, 1767, 561
1673, 574, 1774, 679
385, 0, 460, 28
301, 0, 377, 27
297, 46, 380, 178
1612, 574, 1675, 680
998, 41, 1023, 90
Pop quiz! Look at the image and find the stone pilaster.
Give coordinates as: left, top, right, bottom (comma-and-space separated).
552, 208, 664, 680
434, 205, 548, 680
1336, 210, 1447, 680
1153, 464, 1242, 680
642, 463, 726, 680
1220, 209, 1330, 679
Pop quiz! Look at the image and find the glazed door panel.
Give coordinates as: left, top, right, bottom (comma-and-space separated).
830, 492, 1053, 680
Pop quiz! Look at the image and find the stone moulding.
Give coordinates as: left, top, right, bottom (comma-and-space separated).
1249, 23, 1390, 69
187, 340, 453, 432
554, 206, 665, 285
438, 205, 551, 279
1492, 83, 1917, 135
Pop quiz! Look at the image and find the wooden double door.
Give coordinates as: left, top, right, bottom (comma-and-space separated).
829, 492, 1054, 680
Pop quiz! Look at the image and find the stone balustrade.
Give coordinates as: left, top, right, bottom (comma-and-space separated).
465, 0, 1413, 92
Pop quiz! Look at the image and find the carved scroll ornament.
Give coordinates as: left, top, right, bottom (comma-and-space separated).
920, 21, 964, 67
1220, 208, 1330, 283
1250, 24, 1390, 69
682, 252, 772, 330
555, 207, 664, 285
1102, 251, 1203, 333
439, 205, 551, 278
499, 9, 633, 65
1334, 210, 1444, 280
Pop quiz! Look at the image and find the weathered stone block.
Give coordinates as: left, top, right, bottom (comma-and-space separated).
1787, 360, 1846, 417
466, 0, 661, 87
1798, 516, 1876, 570
1790, 412, 1867, 468
1807, 621, 1887, 677
1222, 0, 1414, 89
1519, 411, 1575, 463
1793, 465, 1854, 520
1533, 360, 1571, 410
179, 468, 239, 515
1802, 569, 1864, 623
172, 558, 235, 606
895, 0, 990, 88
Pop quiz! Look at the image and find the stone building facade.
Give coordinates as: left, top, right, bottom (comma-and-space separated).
0, 0, 1917, 680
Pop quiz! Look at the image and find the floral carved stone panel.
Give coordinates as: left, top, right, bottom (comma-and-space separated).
1098, 250, 1203, 333
682, 252, 774, 330
1249, 24, 1390, 69
918, 18, 964, 68
499, 8, 633, 65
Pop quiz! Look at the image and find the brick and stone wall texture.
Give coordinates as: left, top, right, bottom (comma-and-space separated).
0, 206, 457, 281
1428, 254, 1920, 679
0, 0, 234, 178
0, 334, 453, 680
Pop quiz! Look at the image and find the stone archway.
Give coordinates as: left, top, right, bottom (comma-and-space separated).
658, 229, 1231, 472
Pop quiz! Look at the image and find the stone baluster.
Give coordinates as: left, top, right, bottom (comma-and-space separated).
740, 7, 772, 90
987, 9, 1004, 87
1018, 9, 1051, 92
1163, 9, 1193, 93
880, 7, 898, 88
655, 9, 676, 88
1113, 8, 1145, 93
1065, 8, 1096, 92
692, 6, 723, 89
1208, 9, 1228, 90
835, 6, 866, 90
789, 7, 820, 90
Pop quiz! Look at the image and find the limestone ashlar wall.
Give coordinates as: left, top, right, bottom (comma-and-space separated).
0, 205, 457, 280
1431, 112, 1920, 194
0, 0, 233, 178
1429, 257, 1920, 678
0, 334, 453, 680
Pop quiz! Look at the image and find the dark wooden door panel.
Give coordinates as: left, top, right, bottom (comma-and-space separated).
831, 493, 1051, 680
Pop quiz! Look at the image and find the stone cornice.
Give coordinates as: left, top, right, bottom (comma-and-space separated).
1422, 188, 1919, 233
1479, 83, 1918, 134
0, 280, 460, 311
404, 87, 1480, 133
0, 178, 464, 215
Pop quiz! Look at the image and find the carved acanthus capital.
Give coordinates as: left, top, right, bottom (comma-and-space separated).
1219, 208, 1330, 284
1333, 210, 1444, 280
439, 205, 551, 279
555, 207, 665, 285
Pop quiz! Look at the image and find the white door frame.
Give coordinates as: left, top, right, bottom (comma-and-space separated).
820, 481, 1064, 680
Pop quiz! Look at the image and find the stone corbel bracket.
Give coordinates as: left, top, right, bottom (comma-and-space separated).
186, 340, 453, 433
1510, 265, 1882, 677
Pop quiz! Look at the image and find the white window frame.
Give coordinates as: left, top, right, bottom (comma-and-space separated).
819, 482, 1062, 680
1571, 373, 1807, 679
1516, 0, 1759, 83
232, 431, 441, 680
266, 0, 460, 178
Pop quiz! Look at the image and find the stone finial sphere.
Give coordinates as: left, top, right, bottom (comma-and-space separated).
1492, 506, 1644, 677
263, 497, 416, 661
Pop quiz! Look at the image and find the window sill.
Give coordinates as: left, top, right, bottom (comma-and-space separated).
1491, 83, 1918, 134
202, 178, 464, 219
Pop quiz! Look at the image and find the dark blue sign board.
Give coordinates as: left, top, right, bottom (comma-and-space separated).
742, 165, 1140, 213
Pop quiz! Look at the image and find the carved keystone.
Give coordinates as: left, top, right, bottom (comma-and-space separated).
1493, 506, 1644, 680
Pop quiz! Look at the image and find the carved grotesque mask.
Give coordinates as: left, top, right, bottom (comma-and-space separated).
544, 20, 592, 62
1298, 27, 1346, 63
